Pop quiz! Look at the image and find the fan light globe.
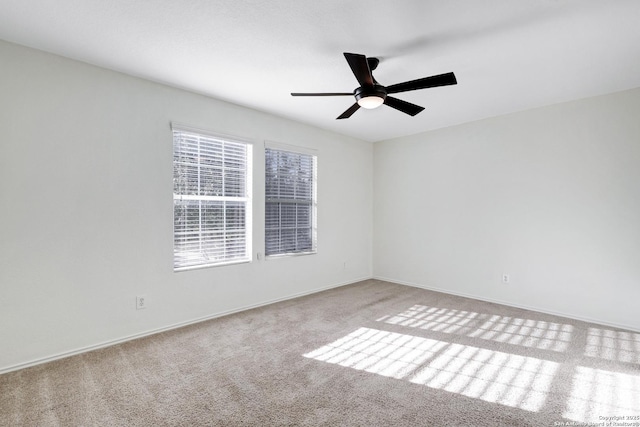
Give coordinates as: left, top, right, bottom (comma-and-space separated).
357, 96, 384, 109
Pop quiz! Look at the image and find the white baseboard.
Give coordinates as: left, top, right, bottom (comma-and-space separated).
373, 275, 640, 333
0, 276, 372, 375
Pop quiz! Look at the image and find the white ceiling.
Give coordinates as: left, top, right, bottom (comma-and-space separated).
1, 0, 640, 142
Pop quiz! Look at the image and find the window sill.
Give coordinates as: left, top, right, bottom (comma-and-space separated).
174, 258, 251, 272
265, 251, 317, 260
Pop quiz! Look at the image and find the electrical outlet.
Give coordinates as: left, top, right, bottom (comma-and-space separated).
136, 295, 147, 310
502, 274, 510, 283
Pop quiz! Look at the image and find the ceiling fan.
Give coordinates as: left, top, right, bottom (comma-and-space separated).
291, 52, 457, 120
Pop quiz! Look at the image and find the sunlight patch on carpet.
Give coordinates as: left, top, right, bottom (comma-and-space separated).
304, 327, 559, 412
585, 328, 640, 364
377, 305, 573, 352
563, 366, 640, 423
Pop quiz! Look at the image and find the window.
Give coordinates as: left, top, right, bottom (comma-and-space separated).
265, 144, 317, 256
172, 125, 252, 270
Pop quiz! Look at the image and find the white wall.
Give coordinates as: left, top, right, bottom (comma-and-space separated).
0, 40, 373, 372
374, 88, 640, 331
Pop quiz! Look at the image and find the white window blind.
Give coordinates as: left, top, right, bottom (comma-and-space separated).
265, 146, 317, 256
173, 126, 252, 270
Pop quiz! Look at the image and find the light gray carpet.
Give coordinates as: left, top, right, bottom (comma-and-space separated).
1, 279, 639, 426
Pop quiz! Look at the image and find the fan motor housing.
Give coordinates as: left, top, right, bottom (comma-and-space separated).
354, 85, 387, 102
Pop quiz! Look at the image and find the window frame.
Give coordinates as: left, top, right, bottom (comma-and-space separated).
264, 141, 318, 259
172, 123, 253, 271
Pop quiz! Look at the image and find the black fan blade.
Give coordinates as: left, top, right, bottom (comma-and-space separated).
386, 72, 457, 94
337, 103, 361, 120
344, 53, 374, 87
384, 96, 425, 116
291, 92, 353, 96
